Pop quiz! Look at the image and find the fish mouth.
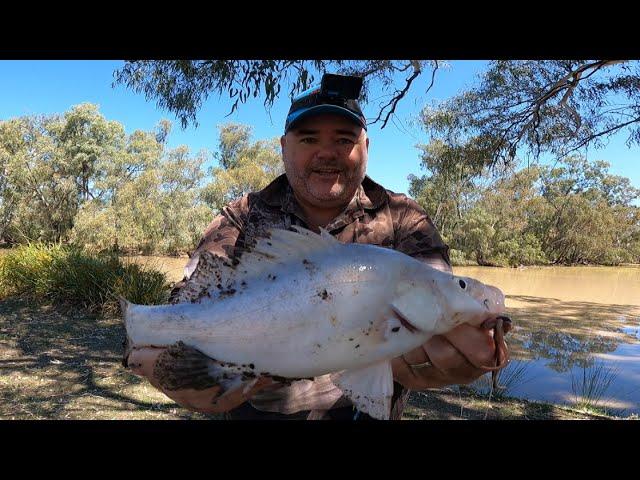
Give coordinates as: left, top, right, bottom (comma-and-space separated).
390, 305, 420, 334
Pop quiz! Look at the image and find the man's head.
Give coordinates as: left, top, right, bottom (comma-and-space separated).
281, 74, 369, 210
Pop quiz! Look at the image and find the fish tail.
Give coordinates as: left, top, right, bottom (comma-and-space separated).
119, 297, 133, 367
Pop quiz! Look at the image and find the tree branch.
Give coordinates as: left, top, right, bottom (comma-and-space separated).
370, 61, 428, 129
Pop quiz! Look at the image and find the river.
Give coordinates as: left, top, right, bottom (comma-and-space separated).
456, 265, 640, 415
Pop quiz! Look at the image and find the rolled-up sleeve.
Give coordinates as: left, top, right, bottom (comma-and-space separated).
393, 196, 450, 266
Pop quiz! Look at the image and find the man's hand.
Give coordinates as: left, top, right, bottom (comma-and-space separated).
392, 319, 510, 390
127, 347, 274, 414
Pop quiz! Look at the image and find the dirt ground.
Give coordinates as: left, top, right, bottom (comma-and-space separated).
0, 297, 625, 421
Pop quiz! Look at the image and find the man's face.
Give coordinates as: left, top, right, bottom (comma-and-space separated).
281, 114, 369, 209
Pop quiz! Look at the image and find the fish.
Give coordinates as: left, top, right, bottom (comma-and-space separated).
121, 226, 507, 420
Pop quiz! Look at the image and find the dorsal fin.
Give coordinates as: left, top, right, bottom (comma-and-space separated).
173, 226, 340, 304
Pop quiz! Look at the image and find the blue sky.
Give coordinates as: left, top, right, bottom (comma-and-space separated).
0, 60, 638, 197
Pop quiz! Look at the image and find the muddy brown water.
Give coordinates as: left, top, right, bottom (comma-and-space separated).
128, 256, 640, 415
456, 266, 640, 415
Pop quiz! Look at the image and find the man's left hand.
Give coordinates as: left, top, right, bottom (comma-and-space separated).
391, 320, 509, 390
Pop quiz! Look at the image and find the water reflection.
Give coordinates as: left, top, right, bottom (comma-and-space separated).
505, 295, 639, 372
457, 265, 640, 415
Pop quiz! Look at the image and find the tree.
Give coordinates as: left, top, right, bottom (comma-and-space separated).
410, 145, 640, 266
0, 120, 21, 243
115, 60, 640, 166
448, 165, 547, 267
533, 156, 640, 265
420, 60, 640, 166
1, 115, 79, 243
71, 122, 212, 255
113, 60, 439, 129
0, 105, 130, 244
408, 139, 485, 240
201, 123, 283, 212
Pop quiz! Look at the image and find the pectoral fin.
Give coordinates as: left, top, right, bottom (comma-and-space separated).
331, 361, 394, 420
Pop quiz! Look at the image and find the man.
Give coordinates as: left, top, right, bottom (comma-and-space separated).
127, 73, 507, 420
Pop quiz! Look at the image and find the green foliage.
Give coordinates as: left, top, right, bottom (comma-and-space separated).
113, 60, 438, 129
201, 124, 283, 211
70, 142, 212, 255
0, 106, 215, 255
411, 148, 640, 266
421, 60, 640, 166
0, 105, 128, 244
0, 243, 169, 311
448, 249, 476, 266
0, 104, 289, 256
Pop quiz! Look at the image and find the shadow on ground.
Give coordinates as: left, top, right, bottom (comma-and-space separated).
0, 297, 213, 419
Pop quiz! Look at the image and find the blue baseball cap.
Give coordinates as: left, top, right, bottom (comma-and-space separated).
284, 73, 367, 133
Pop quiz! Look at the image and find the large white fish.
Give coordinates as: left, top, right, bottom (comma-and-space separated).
122, 226, 506, 419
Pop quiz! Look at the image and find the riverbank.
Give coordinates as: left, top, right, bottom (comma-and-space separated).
404, 387, 631, 420
0, 296, 634, 420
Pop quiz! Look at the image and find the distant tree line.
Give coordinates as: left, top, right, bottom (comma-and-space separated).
409, 152, 640, 266
0, 103, 282, 255
1, 103, 638, 265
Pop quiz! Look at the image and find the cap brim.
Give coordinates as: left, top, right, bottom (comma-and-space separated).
285, 105, 366, 132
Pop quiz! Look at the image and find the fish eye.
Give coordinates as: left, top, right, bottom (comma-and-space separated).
458, 279, 466, 289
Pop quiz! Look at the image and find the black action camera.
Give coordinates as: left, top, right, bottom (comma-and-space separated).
320, 74, 363, 101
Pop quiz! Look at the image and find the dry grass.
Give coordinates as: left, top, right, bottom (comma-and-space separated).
0, 297, 215, 420
404, 386, 617, 420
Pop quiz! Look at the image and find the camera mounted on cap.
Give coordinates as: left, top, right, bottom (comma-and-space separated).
320, 73, 363, 102
285, 73, 367, 132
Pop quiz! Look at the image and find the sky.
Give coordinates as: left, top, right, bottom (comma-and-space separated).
0, 60, 638, 198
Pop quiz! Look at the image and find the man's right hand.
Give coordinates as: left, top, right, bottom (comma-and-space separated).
127, 347, 275, 414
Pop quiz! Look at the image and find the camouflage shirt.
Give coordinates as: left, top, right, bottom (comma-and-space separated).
172, 173, 450, 420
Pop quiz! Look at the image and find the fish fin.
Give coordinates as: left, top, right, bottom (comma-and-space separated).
331, 361, 394, 420
119, 296, 135, 367
118, 296, 130, 315
318, 227, 340, 244
241, 378, 260, 395
171, 251, 238, 304
247, 226, 340, 266
390, 280, 442, 334
215, 376, 260, 400
153, 341, 226, 391
173, 226, 340, 304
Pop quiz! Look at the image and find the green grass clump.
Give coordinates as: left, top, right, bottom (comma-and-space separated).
570, 359, 619, 414
0, 243, 170, 312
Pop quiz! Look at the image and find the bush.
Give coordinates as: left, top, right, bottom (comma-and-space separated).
448, 248, 477, 266
0, 243, 170, 312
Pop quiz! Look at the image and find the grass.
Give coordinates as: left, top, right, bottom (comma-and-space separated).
468, 360, 533, 401
0, 244, 213, 419
0, 243, 170, 312
570, 359, 619, 414
490, 360, 533, 399
0, 297, 215, 420
404, 385, 620, 420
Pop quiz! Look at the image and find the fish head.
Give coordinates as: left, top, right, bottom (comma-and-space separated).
435, 274, 506, 330
391, 266, 506, 337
